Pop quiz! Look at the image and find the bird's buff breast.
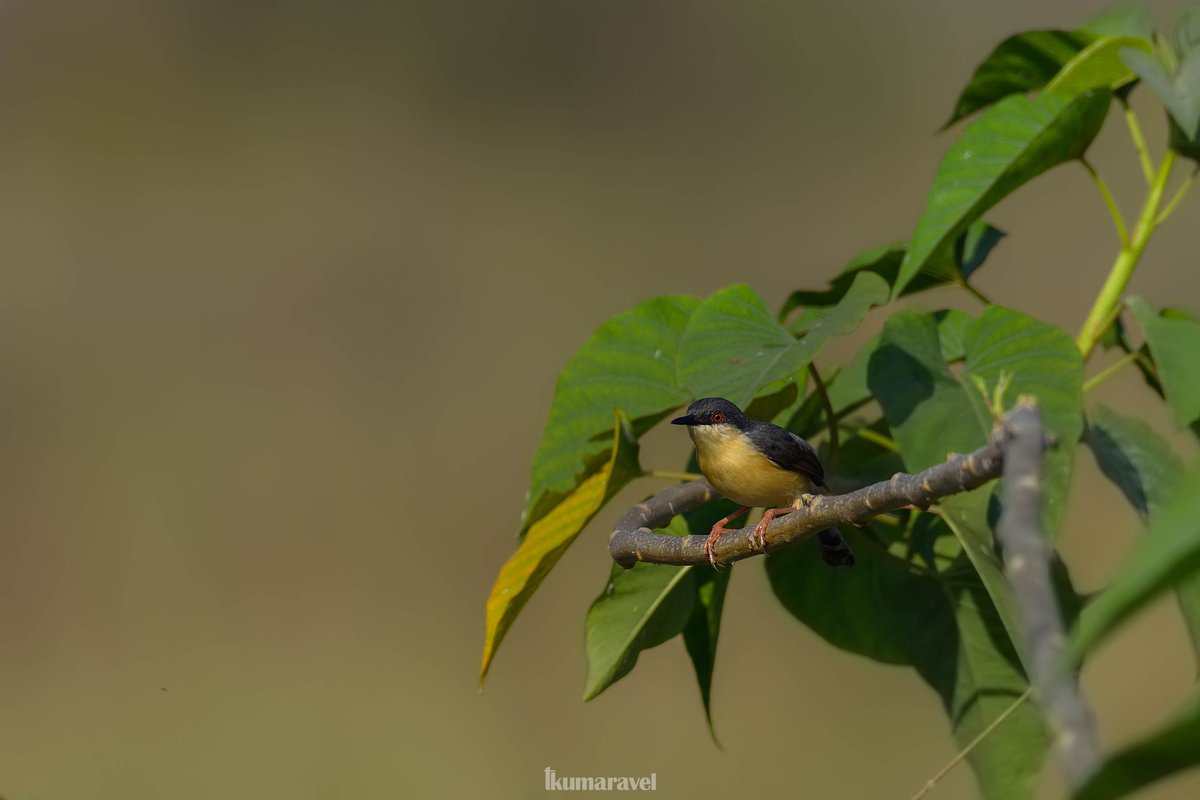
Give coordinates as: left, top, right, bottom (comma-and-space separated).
690, 425, 809, 509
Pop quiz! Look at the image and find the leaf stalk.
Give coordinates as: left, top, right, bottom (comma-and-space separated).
1076, 149, 1176, 358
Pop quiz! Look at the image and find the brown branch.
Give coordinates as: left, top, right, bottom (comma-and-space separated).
993, 400, 1101, 789
609, 408, 1015, 569
611, 400, 1104, 792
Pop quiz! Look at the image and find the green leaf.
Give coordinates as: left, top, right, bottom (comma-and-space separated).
1169, 115, 1200, 163
1081, 7, 1153, 41
1072, 465, 1200, 662
744, 373, 805, 424
783, 244, 906, 317
782, 220, 1004, 316
1084, 405, 1200, 668
961, 306, 1084, 533
682, 566, 730, 741
1121, 47, 1200, 140
523, 295, 698, 531
868, 313, 1026, 655
869, 311, 987, 472
584, 517, 697, 701
1173, 7, 1200, 56
836, 420, 905, 487
936, 309, 975, 361
482, 413, 641, 684
956, 219, 1008, 281
1045, 36, 1154, 96
1128, 297, 1200, 427
870, 309, 1084, 667
823, 336, 877, 416
1075, 689, 1200, 800
675, 491, 739, 740
1084, 405, 1185, 521
582, 473, 738, 730
768, 525, 1048, 800
945, 30, 1094, 126
678, 276, 886, 406
896, 90, 1111, 298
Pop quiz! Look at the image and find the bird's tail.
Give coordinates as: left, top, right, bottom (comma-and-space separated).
817, 528, 855, 568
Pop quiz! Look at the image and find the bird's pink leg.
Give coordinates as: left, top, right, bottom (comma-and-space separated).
751, 505, 801, 553
703, 506, 751, 568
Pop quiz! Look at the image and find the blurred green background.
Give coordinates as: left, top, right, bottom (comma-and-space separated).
0, 1, 1197, 797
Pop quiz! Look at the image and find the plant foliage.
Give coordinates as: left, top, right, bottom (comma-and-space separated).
483, 7, 1200, 799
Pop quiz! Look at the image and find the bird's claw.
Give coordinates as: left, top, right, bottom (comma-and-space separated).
750, 519, 770, 554
703, 529, 725, 570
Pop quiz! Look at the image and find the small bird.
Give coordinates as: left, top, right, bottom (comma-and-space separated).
671, 397, 855, 569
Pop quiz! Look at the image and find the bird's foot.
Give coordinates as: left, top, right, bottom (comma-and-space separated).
750, 515, 772, 553
703, 525, 729, 569
702, 506, 751, 568
752, 506, 800, 553
800, 493, 819, 508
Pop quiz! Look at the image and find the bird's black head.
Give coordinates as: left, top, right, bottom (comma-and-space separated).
671, 397, 748, 429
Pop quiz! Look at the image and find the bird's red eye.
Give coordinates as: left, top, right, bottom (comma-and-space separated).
711, 411, 725, 424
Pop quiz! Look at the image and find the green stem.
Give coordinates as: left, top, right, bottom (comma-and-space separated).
958, 279, 993, 306
644, 470, 703, 482
1083, 351, 1139, 393
838, 423, 899, 452
1081, 158, 1129, 247
1122, 101, 1155, 185
1156, 165, 1199, 225
808, 363, 838, 469
1076, 150, 1176, 358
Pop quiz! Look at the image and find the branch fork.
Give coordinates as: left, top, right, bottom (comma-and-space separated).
608, 400, 1101, 791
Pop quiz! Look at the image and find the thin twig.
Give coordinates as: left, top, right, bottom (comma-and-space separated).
959, 279, 993, 306
906, 688, 1033, 800
838, 423, 899, 452
808, 362, 838, 469
994, 400, 1101, 789
1081, 158, 1129, 247
1122, 100, 1155, 185
1155, 163, 1199, 225
1083, 351, 1139, 393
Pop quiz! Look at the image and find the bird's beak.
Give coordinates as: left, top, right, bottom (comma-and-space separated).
671, 414, 696, 426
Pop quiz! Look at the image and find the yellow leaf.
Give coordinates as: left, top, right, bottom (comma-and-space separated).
480, 411, 640, 685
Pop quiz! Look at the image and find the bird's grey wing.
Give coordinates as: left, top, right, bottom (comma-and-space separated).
746, 423, 825, 486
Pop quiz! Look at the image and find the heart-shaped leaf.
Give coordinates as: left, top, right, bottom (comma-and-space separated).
961, 306, 1084, 532
782, 220, 1005, 317
896, 90, 1111, 298
678, 275, 887, 406
868, 313, 1025, 656
523, 296, 698, 532
870, 309, 1083, 667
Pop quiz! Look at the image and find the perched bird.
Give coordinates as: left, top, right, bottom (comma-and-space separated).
671, 397, 855, 569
